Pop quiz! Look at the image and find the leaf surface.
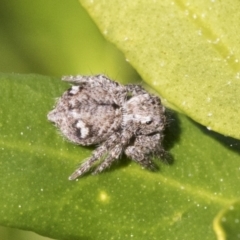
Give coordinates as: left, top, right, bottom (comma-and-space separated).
1, 73, 240, 240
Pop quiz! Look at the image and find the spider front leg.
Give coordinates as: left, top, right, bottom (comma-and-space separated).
93, 143, 123, 175
92, 129, 137, 174
68, 133, 120, 180
124, 134, 165, 171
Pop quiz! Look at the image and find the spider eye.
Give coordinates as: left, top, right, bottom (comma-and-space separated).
146, 120, 152, 125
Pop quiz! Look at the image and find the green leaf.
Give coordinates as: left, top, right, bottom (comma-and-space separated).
0, 0, 138, 80
214, 201, 240, 240
79, 0, 240, 139
1, 73, 240, 239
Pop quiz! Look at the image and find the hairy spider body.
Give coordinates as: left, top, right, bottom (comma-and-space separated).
47, 74, 167, 180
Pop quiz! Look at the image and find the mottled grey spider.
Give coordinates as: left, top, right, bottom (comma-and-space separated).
47, 74, 167, 180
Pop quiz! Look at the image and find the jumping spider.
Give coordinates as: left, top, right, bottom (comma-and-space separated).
47, 74, 167, 180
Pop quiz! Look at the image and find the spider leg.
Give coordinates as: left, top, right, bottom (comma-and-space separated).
93, 144, 123, 175
125, 134, 164, 171
68, 133, 120, 180
125, 146, 156, 170
68, 146, 108, 180
68, 157, 94, 180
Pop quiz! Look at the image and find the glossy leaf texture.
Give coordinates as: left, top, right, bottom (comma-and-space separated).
79, 0, 240, 139
1, 73, 240, 240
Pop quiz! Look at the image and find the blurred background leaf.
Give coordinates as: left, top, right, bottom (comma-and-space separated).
0, 0, 138, 80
